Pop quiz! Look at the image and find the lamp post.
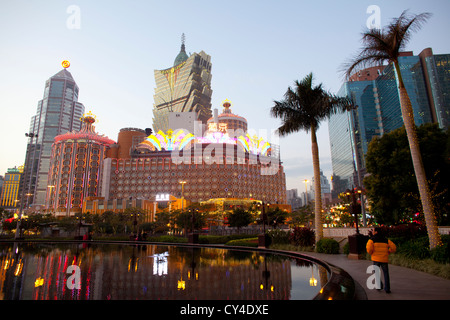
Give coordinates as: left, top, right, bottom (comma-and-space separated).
15, 132, 38, 240
258, 201, 270, 248
345, 186, 368, 260
179, 180, 186, 213
179, 180, 187, 236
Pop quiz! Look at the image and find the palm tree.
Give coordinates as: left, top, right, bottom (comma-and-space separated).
271, 73, 353, 243
343, 10, 442, 249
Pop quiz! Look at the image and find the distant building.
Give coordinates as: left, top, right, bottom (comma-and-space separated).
0, 166, 23, 209
309, 170, 332, 205
152, 34, 212, 133
46, 112, 115, 216
286, 189, 302, 210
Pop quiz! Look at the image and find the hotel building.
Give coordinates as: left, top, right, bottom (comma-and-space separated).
88, 102, 287, 219
152, 35, 213, 133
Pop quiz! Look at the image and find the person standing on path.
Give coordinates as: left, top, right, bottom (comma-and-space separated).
366, 227, 397, 293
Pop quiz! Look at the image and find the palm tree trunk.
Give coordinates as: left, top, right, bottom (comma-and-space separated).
310, 123, 323, 243
394, 61, 442, 249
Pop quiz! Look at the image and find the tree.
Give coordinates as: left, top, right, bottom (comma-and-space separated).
343, 10, 442, 248
175, 208, 206, 233
227, 208, 253, 231
271, 73, 353, 243
289, 204, 314, 228
267, 207, 287, 228
365, 124, 450, 225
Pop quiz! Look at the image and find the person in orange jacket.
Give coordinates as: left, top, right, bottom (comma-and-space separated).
366, 227, 397, 293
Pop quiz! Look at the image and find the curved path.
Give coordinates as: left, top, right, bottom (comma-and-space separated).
305, 252, 450, 300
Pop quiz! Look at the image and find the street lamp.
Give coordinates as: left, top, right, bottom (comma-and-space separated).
179, 180, 186, 212
179, 180, 187, 236
344, 186, 368, 260
15, 132, 39, 240
257, 202, 270, 248
344, 187, 363, 234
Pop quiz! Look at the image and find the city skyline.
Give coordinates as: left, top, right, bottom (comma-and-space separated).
1, 0, 450, 195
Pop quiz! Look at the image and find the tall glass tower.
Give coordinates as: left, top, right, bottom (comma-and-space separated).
20, 63, 85, 208
152, 34, 213, 133
328, 48, 450, 196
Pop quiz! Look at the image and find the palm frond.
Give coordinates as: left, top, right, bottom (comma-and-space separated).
341, 10, 432, 80
271, 73, 355, 136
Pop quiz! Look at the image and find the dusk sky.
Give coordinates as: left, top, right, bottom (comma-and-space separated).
1, 0, 449, 195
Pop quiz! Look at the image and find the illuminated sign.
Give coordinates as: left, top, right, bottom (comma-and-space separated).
155, 193, 170, 201
62, 60, 70, 68
208, 122, 228, 133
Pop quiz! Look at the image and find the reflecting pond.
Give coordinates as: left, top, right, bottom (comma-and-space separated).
0, 242, 329, 300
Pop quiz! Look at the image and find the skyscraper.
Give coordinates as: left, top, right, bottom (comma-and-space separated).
20, 62, 85, 207
152, 34, 213, 133
328, 48, 450, 195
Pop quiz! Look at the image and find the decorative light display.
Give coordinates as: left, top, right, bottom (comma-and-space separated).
142, 129, 272, 157
197, 131, 236, 145
142, 129, 194, 151
237, 134, 271, 156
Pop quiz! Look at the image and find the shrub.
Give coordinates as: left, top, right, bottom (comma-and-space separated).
397, 237, 430, 260
198, 234, 258, 244
430, 244, 449, 264
267, 229, 291, 245
316, 238, 340, 254
430, 236, 450, 264
226, 238, 258, 247
289, 227, 315, 247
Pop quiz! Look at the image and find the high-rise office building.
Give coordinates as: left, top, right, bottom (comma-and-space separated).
20, 63, 85, 208
152, 34, 213, 133
329, 48, 450, 195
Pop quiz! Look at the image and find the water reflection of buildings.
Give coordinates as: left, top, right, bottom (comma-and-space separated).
0, 244, 327, 300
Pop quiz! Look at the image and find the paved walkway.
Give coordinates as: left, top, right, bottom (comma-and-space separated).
304, 252, 450, 300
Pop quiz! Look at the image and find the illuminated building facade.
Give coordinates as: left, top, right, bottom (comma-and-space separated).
0, 166, 23, 209
207, 100, 248, 137
46, 112, 115, 216
152, 35, 213, 133
100, 119, 286, 215
20, 63, 85, 208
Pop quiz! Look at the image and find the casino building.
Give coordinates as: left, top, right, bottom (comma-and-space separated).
152, 34, 213, 133
45, 112, 116, 216
92, 101, 287, 219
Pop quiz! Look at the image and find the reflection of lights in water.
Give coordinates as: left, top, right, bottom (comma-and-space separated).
14, 259, 23, 276
35, 277, 44, 287
177, 276, 185, 290
149, 252, 169, 276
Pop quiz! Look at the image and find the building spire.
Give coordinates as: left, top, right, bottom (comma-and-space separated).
173, 33, 189, 66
